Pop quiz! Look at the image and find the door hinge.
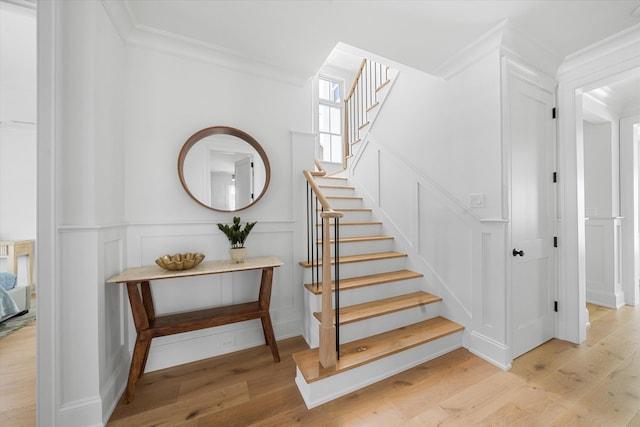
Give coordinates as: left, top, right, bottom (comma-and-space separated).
552, 107, 557, 119
554, 236, 558, 247
251, 162, 254, 168
553, 172, 557, 183
554, 301, 558, 312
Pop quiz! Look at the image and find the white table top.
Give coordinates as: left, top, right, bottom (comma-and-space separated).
107, 256, 283, 284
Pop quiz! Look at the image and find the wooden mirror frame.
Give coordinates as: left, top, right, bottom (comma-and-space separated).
178, 126, 271, 212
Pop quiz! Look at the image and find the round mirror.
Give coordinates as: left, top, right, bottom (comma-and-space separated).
178, 126, 271, 212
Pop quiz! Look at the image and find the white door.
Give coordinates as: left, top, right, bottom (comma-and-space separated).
510, 75, 556, 358
235, 156, 254, 208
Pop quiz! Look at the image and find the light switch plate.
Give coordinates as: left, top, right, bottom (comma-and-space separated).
470, 193, 485, 208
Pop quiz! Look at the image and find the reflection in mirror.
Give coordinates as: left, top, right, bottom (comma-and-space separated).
178, 127, 270, 212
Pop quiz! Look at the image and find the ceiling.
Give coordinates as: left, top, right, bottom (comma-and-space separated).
118, 0, 640, 79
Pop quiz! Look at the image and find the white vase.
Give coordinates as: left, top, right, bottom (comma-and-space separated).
230, 247, 246, 263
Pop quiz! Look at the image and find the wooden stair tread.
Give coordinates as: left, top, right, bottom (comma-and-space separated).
316, 208, 371, 212
312, 291, 442, 325
293, 317, 464, 383
326, 195, 362, 200
317, 176, 347, 181
316, 235, 394, 245
319, 185, 355, 190
299, 251, 407, 268
317, 221, 382, 227
304, 270, 423, 294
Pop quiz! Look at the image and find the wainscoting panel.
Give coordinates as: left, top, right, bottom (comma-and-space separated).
418, 182, 473, 315
380, 153, 414, 243
350, 133, 510, 368
585, 218, 624, 308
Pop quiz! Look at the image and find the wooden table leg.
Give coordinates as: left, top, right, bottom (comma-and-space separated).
124, 335, 151, 403
124, 282, 152, 403
258, 267, 280, 362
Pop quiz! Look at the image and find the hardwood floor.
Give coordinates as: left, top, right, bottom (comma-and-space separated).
2, 304, 639, 426
0, 323, 36, 427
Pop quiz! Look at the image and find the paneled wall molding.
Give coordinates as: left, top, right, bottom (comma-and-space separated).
585, 217, 624, 309
353, 134, 485, 224
350, 132, 510, 369
99, 0, 307, 86
58, 223, 128, 232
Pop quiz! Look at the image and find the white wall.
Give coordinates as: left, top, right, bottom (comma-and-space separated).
583, 118, 624, 308
0, 3, 37, 284
45, 0, 315, 424
584, 121, 618, 218
369, 52, 502, 219
350, 50, 511, 368
123, 43, 312, 374
49, 1, 129, 425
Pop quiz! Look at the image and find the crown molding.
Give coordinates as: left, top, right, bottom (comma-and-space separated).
557, 23, 640, 80
99, 0, 310, 86
0, 0, 36, 11
432, 19, 561, 80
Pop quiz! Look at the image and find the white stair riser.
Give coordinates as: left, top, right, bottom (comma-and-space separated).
301, 256, 408, 283
295, 331, 464, 409
324, 197, 363, 210
337, 210, 374, 222
314, 177, 348, 187
315, 239, 394, 257
305, 277, 423, 309
318, 187, 356, 197
316, 224, 382, 238
333, 304, 443, 344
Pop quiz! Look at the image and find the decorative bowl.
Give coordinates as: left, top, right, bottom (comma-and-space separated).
155, 252, 205, 271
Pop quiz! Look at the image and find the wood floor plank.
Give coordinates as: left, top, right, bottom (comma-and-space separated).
3, 304, 639, 427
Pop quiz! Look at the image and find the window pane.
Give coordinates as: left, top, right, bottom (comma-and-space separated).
319, 133, 331, 162
319, 78, 330, 101
331, 81, 341, 102
330, 106, 341, 134
319, 104, 330, 132
331, 135, 342, 162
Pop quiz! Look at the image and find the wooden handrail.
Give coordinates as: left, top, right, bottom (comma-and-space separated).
343, 58, 390, 168
345, 58, 367, 101
304, 159, 343, 368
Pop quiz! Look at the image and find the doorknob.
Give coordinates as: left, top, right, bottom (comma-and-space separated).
513, 249, 525, 257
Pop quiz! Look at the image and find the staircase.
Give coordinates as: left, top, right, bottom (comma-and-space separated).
293, 174, 464, 408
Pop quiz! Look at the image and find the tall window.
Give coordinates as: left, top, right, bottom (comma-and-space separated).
318, 76, 343, 163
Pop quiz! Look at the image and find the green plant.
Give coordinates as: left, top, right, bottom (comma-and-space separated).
217, 216, 257, 248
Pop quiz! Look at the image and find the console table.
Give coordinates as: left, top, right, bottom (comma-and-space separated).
107, 256, 283, 403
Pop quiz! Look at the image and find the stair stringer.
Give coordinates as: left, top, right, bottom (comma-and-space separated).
347, 134, 512, 370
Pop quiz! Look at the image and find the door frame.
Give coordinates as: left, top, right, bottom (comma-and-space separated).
556, 30, 640, 344
502, 57, 558, 360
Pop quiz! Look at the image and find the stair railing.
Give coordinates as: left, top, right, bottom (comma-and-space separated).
343, 58, 390, 168
304, 159, 343, 368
